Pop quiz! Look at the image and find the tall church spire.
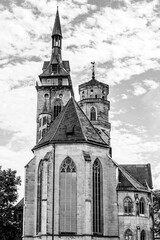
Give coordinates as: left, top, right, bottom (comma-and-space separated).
36, 7, 74, 143
52, 7, 62, 49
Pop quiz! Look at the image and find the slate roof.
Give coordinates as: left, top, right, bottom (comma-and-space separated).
79, 78, 109, 90
34, 97, 108, 149
42, 61, 70, 72
52, 8, 62, 37
117, 164, 153, 192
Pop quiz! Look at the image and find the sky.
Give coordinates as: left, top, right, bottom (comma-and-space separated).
0, 0, 160, 200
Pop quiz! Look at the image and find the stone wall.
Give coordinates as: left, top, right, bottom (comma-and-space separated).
118, 191, 153, 240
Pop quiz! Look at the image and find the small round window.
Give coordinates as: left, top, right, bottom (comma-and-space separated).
44, 93, 49, 99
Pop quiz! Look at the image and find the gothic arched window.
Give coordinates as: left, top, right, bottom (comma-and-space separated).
124, 197, 133, 214
139, 197, 145, 214
90, 107, 96, 121
93, 158, 103, 234
59, 157, 77, 233
124, 229, 133, 240
53, 99, 62, 120
140, 230, 145, 240
37, 161, 43, 233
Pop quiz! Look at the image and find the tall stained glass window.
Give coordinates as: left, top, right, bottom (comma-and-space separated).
59, 157, 77, 233
93, 158, 103, 234
139, 198, 145, 214
141, 230, 145, 240
124, 197, 133, 214
37, 161, 43, 233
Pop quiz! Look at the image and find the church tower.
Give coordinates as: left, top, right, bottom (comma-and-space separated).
79, 62, 111, 146
36, 8, 74, 143
23, 7, 119, 240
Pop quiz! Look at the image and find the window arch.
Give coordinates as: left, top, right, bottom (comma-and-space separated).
53, 99, 62, 120
124, 229, 133, 240
140, 230, 145, 240
124, 197, 133, 214
93, 158, 103, 234
59, 157, 77, 233
37, 161, 43, 233
90, 106, 97, 121
139, 197, 145, 214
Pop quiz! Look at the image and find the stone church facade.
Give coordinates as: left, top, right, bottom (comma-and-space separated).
23, 8, 153, 240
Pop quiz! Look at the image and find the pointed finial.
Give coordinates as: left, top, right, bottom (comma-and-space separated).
52, 5, 62, 37
57, 0, 59, 7
91, 62, 95, 80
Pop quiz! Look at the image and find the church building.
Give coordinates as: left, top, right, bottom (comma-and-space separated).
23, 8, 153, 240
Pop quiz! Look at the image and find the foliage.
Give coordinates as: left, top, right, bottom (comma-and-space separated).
0, 166, 21, 240
153, 190, 160, 235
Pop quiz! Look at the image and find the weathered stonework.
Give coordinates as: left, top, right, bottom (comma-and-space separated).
23, 7, 153, 240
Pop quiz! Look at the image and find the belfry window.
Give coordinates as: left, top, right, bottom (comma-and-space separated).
59, 157, 77, 233
93, 158, 103, 234
124, 229, 132, 240
37, 161, 43, 233
139, 198, 145, 214
140, 230, 145, 240
53, 99, 62, 120
52, 64, 57, 73
90, 107, 96, 121
124, 197, 133, 214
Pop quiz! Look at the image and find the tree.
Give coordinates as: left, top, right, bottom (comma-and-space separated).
0, 166, 21, 240
153, 190, 160, 236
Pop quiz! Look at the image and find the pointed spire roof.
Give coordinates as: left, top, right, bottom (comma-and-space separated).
40, 100, 48, 114
34, 97, 108, 149
52, 7, 62, 37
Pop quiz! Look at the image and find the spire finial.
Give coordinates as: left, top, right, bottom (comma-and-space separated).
91, 62, 95, 80
57, 0, 59, 7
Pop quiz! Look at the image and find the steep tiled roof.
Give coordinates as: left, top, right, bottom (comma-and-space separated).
34, 97, 108, 149
79, 78, 109, 90
117, 164, 153, 191
52, 8, 62, 37
119, 164, 153, 189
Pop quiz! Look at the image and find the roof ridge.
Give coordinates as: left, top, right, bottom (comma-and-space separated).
72, 98, 88, 141
74, 99, 107, 145
119, 166, 146, 190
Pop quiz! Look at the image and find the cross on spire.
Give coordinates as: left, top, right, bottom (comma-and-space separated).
91, 61, 95, 80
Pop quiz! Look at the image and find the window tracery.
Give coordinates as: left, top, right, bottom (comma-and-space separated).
124, 197, 133, 214
59, 157, 77, 233
139, 197, 145, 214
124, 229, 132, 240
37, 161, 43, 233
93, 158, 103, 234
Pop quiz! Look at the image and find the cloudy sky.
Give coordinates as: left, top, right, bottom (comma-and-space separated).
0, 0, 160, 200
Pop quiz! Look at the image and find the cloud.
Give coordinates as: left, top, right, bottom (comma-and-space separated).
133, 83, 147, 96
121, 94, 128, 99
143, 79, 159, 90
